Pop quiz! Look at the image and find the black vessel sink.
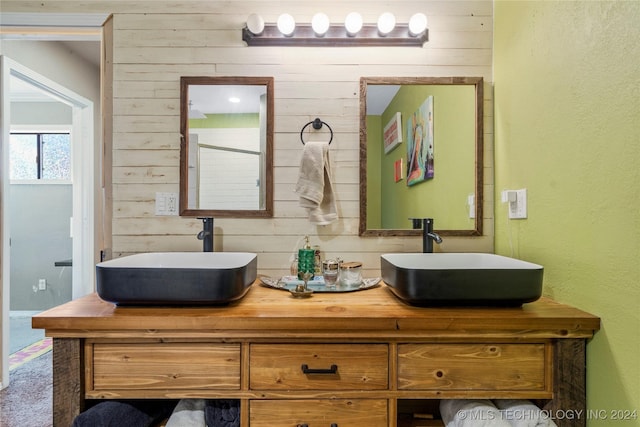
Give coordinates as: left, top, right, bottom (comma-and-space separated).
381, 253, 543, 306
96, 252, 257, 306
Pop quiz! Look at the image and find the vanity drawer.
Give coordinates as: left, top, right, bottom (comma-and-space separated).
249, 344, 389, 390
249, 399, 388, 427
90, 342, 240, 390
398, 343, 547, 391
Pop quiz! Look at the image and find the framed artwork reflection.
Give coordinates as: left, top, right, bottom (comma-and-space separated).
383, 112, 402, 154
406, 96, 434, 186
394, 158, 403, 182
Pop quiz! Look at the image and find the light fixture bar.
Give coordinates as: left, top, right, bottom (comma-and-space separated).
242, 24, 428, 47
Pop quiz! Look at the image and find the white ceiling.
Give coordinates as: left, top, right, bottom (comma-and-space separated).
190, 85, 267, 115
367, 85, 400, 115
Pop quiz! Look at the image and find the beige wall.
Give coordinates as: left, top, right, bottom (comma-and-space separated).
3, 1, 494, 277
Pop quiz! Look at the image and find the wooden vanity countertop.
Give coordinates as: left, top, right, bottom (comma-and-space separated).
32, 281, 600, 340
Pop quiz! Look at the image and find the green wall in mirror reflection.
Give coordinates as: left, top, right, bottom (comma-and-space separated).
367, 85, 476, 230
189, 113, 259, 129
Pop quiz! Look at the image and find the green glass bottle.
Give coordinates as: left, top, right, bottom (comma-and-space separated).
297, 236, 315, 280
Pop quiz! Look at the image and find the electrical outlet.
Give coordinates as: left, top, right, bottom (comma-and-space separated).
508, 189, 527, 219
155, 192, 179, 216
468, 194, 475, 219
38, 279, 47, 290
502, 189, 528, 219
167, 193, 177, 213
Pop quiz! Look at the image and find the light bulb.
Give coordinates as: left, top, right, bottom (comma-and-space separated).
344, 12, 363, 36
311, 12, 330, 36
408, 13, 428, 36
377, 12, 396, 36
246, 14, 265, 35
277, 13, 296, 37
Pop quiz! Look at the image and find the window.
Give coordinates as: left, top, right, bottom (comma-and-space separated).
9, 132, 71, 180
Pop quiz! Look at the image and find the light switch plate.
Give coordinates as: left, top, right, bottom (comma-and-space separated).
468, 194, 475, 218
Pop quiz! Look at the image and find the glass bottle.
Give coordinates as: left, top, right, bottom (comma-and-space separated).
313, 245, 322, 276
297, 236, 315, 280
290, 254, 298, 277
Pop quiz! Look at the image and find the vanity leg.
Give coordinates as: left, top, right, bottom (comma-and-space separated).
388, 398, 397, 427
542, 339, 586, 427
52, 338, 84, 427
240, 398, 250, 426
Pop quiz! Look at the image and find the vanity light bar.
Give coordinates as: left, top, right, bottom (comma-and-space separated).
242, 13, 428, 47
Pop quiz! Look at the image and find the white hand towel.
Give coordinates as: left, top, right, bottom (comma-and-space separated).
440, 399, 511, 427
166, 399, 206, 427
294, 140, 338, 225
494, 400, 557, 427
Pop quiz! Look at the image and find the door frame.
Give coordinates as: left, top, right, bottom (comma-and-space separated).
0, 55, 95, 388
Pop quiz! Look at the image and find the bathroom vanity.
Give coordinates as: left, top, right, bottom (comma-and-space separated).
33, 283, 599, 427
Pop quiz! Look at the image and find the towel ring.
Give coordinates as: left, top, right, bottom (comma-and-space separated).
300, 118, 333, 145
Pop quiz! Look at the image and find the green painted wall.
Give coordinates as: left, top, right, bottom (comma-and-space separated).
494, 2, 640, 425
367, 85, 476, 230
367, 115, 382, 229
189, 113, 258, 128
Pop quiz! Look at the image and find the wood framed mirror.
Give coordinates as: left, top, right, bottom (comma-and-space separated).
359, 77, 483, 236
179, 76, 274, 217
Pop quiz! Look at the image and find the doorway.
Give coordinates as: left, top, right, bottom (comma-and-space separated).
1, 55, 96, 389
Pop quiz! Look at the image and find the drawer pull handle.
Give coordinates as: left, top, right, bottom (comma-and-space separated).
297, 424, 337, 427
301, 364, 338, 374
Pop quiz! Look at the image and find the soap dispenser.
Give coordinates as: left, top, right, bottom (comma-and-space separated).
297, 236, 316, 280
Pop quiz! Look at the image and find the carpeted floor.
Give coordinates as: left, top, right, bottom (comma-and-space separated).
0, 351, 52, 427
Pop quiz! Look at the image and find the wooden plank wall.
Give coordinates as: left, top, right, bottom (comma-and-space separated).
3, 1, 494, 278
